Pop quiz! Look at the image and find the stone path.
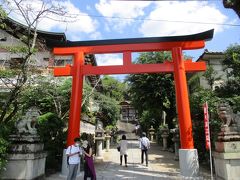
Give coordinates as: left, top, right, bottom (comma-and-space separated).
46, 140, 212, 180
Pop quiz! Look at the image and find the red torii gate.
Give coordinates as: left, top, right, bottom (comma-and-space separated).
50, 30, 213, 150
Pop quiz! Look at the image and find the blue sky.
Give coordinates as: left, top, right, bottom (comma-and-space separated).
4, 0, 240, 80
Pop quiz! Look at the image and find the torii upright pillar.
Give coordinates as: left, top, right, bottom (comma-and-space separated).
51, 29, 214, 178
67, 52, 84, 145
172, 47, 198, 177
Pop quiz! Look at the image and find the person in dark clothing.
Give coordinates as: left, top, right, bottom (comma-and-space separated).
82, 140, 96, 180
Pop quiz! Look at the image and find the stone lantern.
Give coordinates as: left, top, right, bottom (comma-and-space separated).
170, 126, 180, 160
149, 126, 155, 142
160, 124, 169, 151
95, 124, 105, 162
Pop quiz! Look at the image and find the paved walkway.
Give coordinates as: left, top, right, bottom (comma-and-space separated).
46, 141, 212, 180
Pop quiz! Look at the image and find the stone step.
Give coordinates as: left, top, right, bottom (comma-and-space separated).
117, 120, 139, 140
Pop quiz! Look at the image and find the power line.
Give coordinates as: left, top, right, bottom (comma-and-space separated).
117, 0, 221, 1
70, 13, 240, 27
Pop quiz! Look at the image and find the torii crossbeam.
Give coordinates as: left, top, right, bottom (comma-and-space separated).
50, 29, 213, 177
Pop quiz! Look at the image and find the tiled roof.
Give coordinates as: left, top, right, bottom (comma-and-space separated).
2, 17, 102, 91
3, 17, 66, 49
197, 49, 224, 62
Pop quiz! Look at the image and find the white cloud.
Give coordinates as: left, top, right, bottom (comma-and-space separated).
95, 53, 126, 81
95, 0, 151, 30
5, 0, 99, 40
95, 54, 123, 66
139, 2, 228, 37
89, 31, 102, 40
52, 1, 98, 34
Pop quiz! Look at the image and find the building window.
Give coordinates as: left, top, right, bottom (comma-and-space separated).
55, 59, 65, 66
54, 58, 72, 66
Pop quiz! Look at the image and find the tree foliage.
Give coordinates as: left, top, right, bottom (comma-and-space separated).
223, 0, 240, 18
190, 88, 221, 162
95, 92, 120, 127
223, 44, 240, 79
127, 52, 176, 132
189, 63, 222, 162
101, 75, 127, 102
0, 0, 68, 124
203, 65, 222, 90
0, 5, 7, 29
190, 44, 240, 162
216, 44, 240, 111
20, 76, 72, 119
37, 112, 65, 170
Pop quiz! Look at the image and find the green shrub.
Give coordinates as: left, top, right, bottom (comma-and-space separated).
0, 137, 8, 171
37, 112, 66, 171
0, 123, 13, 172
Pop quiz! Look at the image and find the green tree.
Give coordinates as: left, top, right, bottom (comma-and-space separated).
88, 75, 127, 127
95, 92, 120, 127
189, 45, 240, 162
0, 0, 67, 123
0, 5, 6, 29
223, 0, 240, 18
223, 44, 240, 79
216, 44, 240, 111
37, 112, 65, 171
17, 77, 70, 171
20, 76, 72, 120
190, 88, 221, 162
101, 75, 127, 101
203, 65, 222, 90
127, 52, 176, 132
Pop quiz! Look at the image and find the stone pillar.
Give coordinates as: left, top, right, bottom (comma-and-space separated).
213, 127, 240, 180
213, 141, 240, 180
105, 135, 111, 152
213, 102, 240, 180
0, 135, 47, 180
0, 107, 48, 180
95, 127, 104, 162
95, 138, 104, 162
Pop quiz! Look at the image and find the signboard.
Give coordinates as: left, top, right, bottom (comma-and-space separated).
203, 102, 210, 150
203, 102, 213, 180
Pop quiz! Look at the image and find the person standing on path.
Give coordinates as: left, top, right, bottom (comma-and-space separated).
139, 132, 150, 167
119, 134, 128, 167
135, 124, 140, 135
66, 137, 82, 180
82, 140, 96, 180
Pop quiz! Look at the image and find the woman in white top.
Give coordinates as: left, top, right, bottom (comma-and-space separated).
119, 134, 128, 167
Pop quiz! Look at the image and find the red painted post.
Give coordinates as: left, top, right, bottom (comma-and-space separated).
67, 52, 84, 146
172, 47, 194, 149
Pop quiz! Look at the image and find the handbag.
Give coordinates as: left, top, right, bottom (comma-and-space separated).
117, 146, 120, 152
141, 140, 148, 151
